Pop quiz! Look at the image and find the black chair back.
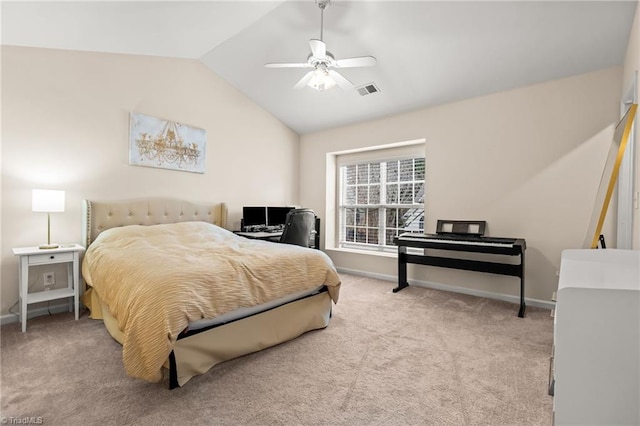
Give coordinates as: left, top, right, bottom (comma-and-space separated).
279, 209, 316, 247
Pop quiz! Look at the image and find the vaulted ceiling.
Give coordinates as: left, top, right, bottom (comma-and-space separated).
2, 1, 637, 134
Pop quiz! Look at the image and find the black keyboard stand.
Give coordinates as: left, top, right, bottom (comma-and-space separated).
393, 234, 527, 318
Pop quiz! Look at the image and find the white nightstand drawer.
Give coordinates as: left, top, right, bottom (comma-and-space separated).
28, 251, 74, 265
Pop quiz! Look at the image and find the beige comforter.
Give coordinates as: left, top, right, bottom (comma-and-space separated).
82, 221, 341, 383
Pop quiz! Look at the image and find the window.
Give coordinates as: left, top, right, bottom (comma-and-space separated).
338, 149, 425, 252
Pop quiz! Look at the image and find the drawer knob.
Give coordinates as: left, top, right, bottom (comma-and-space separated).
50, 255, 55, 259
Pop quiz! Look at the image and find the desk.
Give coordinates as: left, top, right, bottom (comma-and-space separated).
235, 217, 321, 249
235, 231, 282, 240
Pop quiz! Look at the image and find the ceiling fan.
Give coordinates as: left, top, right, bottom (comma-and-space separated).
264, 0, 376, 91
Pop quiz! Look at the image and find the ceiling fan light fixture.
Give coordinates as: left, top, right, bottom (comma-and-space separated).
307, 68, 336, 91
264, 0, 375, 92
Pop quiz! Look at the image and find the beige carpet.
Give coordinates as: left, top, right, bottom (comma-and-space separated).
1, 273, 554, 425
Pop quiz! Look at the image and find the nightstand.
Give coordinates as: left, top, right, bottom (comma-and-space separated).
12, 244, 85, 332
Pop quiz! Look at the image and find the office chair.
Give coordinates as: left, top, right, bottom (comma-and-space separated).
276, 208, 317, 248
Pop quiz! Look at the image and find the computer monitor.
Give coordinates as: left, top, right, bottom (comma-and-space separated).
242, 206, 267, 228
267, 206, 294, 227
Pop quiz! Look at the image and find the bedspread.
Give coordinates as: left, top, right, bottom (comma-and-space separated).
82, 221, 341, 382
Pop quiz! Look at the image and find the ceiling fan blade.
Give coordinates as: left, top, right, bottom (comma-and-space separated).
265, 62, 312, 68
293, 71, 315, 89
328, 70, 354, 90
309, 39, 326, 59
335, 56, 377, 68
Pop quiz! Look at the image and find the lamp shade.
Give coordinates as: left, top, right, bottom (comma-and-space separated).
307, 69, 336, 91
32, 189, 65, 213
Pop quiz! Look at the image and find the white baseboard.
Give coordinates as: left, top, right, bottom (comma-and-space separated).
336, 267, 555, 311
0, 302, 75, 327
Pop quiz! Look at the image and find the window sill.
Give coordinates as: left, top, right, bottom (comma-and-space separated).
325, 247, 398, 258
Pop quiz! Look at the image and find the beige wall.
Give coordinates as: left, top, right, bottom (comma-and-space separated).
622, 1, 640, 249
2, 32, 633, 317
1, 46, 299, 316
300, 67, 622, 303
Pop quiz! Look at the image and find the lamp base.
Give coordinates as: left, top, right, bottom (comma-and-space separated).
39, 243, 59, 250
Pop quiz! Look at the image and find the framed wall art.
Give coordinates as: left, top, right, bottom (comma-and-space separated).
129, 112, 207, 174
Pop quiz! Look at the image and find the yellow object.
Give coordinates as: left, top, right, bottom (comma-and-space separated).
82, 221, 341, 383
585, 104, 637, 248
81, 288, 103, 319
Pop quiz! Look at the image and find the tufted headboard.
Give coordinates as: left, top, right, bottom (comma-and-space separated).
82, 198, 228, 247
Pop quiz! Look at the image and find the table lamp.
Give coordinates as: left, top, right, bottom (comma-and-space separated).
32, 189, 65, 249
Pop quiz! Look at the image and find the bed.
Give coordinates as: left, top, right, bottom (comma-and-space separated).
80, 198, 341, 388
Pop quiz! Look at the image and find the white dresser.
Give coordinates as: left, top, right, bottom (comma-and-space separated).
553, 249, 640, 426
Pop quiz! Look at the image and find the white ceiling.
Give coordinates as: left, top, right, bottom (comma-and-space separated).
2, 1, 637, 134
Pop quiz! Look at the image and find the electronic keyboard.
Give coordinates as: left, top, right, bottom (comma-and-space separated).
392, 220, 527, 317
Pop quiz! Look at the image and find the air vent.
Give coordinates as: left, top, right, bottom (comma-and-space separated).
357, 83, 380, 96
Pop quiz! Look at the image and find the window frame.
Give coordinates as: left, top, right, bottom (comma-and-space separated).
337, 150, 425, 254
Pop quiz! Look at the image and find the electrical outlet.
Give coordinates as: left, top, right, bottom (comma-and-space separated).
43, 272, 55, 287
